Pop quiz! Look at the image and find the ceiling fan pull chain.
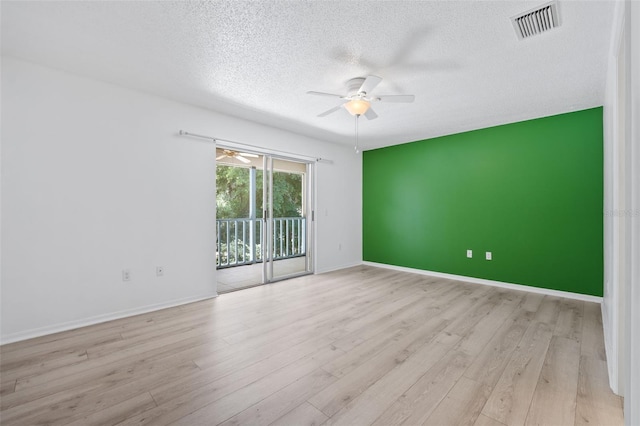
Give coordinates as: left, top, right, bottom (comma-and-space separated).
354, 115, 360, 154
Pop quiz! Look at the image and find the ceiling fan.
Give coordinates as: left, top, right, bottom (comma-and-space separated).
216, 149, 259, 164
307, 75, 415, 120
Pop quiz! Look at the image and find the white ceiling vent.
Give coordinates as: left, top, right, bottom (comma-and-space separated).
511, 2, 560, 40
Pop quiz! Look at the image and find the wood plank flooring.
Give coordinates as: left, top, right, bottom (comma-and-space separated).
0, 265, 624, 425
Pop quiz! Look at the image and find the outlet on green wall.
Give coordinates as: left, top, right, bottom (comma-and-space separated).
363, 107, 604, 296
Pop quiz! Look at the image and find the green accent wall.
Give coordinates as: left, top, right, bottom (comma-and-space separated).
363, 107, 604, 296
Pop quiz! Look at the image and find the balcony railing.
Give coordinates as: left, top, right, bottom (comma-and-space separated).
216, 217, 306, 268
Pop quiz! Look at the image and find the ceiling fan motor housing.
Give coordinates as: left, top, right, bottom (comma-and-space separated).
346, 77, 367, 96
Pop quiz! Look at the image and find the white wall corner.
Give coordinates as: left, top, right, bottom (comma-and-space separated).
624, 0, 640, 423
602, 0, 628, 398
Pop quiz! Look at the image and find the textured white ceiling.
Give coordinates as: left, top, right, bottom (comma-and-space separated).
1, 1, 615, 150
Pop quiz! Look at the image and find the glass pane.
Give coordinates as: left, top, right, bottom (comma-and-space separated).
215, 151, 265, 293
271, 159, 309, 280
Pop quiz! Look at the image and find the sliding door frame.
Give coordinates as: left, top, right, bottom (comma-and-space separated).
263, 154, 314, 283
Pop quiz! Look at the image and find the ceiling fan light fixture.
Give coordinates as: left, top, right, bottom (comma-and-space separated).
344, 99, 371, 116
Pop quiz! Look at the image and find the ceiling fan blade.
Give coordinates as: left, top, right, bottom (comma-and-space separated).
358, 75, 382, 95
364, 107, 378, 120
216, 154, 227, 161
236, 156, 251, 164
376, 94, 415, 103
239, 152, 259, 158
318, 104, 344, 117
307, 91, 345, 99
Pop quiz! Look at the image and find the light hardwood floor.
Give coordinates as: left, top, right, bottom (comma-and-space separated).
0, 265, 623, 425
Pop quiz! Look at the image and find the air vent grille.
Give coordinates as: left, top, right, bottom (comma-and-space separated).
511, 2, 559, 40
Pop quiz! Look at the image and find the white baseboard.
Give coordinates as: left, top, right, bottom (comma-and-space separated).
601, 301, 621, 395
363, 261, 603, 303
0, 292, 218, 345
315, 261, 363, 275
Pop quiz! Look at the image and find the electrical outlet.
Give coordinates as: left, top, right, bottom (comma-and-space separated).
122, 269, 131, 281
467, 250, 473, 258
156, 266, 164, 276
486, 252, 492, 260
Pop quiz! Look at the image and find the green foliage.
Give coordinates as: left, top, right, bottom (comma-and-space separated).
271, 171, 304, 217
216, 166, 254, 219
216, 165, 303, 219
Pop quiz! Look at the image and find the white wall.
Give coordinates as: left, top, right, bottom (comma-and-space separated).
0, 57, 362, 343
603, 2, 640, 423
624, 1, 640, 423
602, 0, 627, 395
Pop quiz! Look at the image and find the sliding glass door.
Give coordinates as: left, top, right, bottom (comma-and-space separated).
263, 157, 313, 282
216, 147, 313, 293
